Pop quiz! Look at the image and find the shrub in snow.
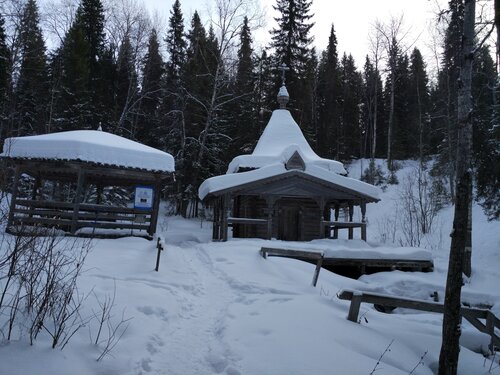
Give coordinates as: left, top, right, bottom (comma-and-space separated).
361, 160, 387, 186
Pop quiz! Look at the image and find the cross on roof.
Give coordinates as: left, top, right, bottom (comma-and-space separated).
279, 63, 289, 86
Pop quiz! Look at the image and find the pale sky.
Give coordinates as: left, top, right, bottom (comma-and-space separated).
142, 0, 447, 73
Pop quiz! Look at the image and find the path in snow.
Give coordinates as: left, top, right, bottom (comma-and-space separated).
128, 242, 243, 375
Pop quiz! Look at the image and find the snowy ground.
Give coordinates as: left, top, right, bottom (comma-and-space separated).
0, 160, 499, 375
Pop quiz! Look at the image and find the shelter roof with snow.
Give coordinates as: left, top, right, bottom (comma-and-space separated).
199, 80, 380, 242
2, 130, 174, 173
2, 130, 174, 238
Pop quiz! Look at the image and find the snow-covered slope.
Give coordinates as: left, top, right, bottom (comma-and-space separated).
0, 161, 498, 375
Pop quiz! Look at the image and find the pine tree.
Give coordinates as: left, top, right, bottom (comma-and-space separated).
316, 25, 341, 159
270, 0, 315, 133
15, 0, 49, 136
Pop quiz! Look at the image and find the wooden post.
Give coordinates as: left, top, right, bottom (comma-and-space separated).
334, 203, 340, 239
155, 237, 163, 271
7, 165, 21, 230
486, 311, 495, 352
71, 168, 85, 234
318, 198, 325, 239
149, 180, 162, 236
96, 184, 103, 204
266, 197, 275, 240
347, 292, 362, 322
312, 255, 323, 287
31, 174, 41, 200
348, 203, 354, 239
212, 199, 219, 240
221, 195, 229, 241
361, 201, 367, 241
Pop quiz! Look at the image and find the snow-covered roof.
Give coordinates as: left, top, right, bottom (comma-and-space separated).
1, 130, 175, 173
199, 162, 380, 201
227, 109, 346, 174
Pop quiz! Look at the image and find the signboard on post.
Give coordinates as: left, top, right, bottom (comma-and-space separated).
134, 186, 154, 210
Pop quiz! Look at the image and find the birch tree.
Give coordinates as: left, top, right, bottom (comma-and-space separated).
438, 0, 475, 373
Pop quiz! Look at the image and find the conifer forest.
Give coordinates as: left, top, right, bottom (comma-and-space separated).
0, 0, 498, 219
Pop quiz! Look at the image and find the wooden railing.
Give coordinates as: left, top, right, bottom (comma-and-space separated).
322, 221, 367, 240
227, 217, 268, 226
260, 247, 324, 287
338, 289, 499, 352
9, 199, 153, 236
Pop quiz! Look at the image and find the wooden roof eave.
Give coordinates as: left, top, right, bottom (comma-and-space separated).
203, 170, 379, 204
6, 157, 172, 185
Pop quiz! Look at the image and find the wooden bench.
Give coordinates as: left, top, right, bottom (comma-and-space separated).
260, 247, 324, 287
338, 289, 500, 352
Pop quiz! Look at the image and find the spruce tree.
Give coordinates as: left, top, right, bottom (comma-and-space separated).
228, 16, 257, 159
0, 14, 11, 143
431, 0, 464, 198
114, 35, 139, 136
472, 46, 499, 219
390, 52, 412, 160
162, 0, 187, 215
138, 28, 164, 146
15, 0, 49, 136
270, 0, 315, 132
177, 11, 210, 216
52, 0, 108, 131
316, 24, 341, 159
165, 0, 186, 88
339, 53, 363, 162
362, 55, 385, 161
52, 22, 92, 131
408, 47, 430, 161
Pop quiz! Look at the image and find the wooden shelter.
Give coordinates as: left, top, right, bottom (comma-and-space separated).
199, 84, 380, 242
2, 130, 174, 238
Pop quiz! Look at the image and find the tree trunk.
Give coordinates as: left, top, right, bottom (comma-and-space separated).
438, 1, 475, 374
387, 72, 395, 171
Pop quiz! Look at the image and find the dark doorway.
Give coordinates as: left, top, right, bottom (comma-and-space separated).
278, 205, 301, 241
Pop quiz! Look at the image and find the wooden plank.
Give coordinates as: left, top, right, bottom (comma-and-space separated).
77, 221, 149, 230
322, 221, 365, 228
12, 216, 72, 227
13, 208, 151, 222
228, 217, 268, 225
12, 216, 149, 231
260, 247, 324, 261
15, 199, 153, 215
323, 257, 433, 270
338, 290, 490, 318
